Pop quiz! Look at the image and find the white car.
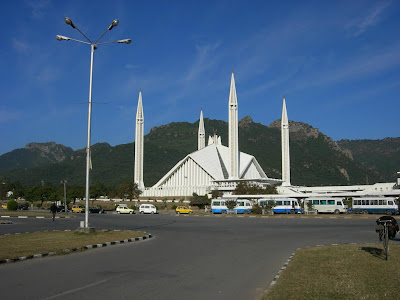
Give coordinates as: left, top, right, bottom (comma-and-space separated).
139, 204, 157, 214
116, 204, 134, 214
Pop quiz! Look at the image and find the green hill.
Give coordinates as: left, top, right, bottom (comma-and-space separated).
0, 117, 396, 188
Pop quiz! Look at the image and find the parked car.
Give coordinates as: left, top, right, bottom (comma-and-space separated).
89, 206, 104, 214
117, 207, 134, 214
56, 206, 68, 212
139, 204, 157, 214
175, 206, 193, 214
72, 205, 85, 213
18, 203, 29, 210
116, 204, 134, 214
1, 203, 7, 209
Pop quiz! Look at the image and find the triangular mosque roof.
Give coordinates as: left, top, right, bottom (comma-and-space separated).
152, 144, 268, 187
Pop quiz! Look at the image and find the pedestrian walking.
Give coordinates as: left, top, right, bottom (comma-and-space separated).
50, 203, 57, 221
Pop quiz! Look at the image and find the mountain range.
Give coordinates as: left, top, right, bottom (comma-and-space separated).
0, 117, 399, 188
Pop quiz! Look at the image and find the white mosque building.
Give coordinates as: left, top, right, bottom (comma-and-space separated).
135, 73, 281, 198
133, 73, 400, 199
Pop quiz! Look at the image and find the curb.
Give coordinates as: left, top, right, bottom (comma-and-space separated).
0, 230, 153, 265
0, 216, 71, 219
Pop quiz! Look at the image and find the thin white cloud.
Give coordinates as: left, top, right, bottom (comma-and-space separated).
348, 1, 391, 37
27, 0, 52, 20
182, 42, 221, 83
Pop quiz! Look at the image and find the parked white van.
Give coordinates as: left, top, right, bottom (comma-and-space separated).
139, 204, 157, 214
305, 197, 348, 214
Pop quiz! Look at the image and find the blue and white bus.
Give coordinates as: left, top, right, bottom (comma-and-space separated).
352, 197, 398, 215
258, 198, 301, 214
211, 199, 252, 214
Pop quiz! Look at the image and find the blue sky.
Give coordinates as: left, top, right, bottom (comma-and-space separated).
1, 0, 399, 155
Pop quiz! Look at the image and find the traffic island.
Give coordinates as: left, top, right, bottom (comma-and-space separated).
0, 230, 152, 264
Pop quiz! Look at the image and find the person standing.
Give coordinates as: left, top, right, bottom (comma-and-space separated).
50, 203, 57, 221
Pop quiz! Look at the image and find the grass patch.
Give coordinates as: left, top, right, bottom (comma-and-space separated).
262, 243, 400, 300
0, 230, 147, 260
0, 211, 71, 217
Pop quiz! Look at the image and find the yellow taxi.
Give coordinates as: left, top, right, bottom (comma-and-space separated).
1, 202, 7, 209
72, 205, 85, 213
175, 206, 193, 214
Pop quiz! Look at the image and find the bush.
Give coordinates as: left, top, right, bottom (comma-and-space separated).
251, 203, 262, 214
171, 205, 177, 210
7, 200, 18, 211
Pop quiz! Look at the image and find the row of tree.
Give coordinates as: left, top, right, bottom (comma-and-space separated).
0, 177, 142, 205
1, 177, 277, 207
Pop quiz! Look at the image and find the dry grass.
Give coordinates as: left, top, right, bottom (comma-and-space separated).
0, 211, 70, 217
0, 230, 147, 260
261, 243, 400, 300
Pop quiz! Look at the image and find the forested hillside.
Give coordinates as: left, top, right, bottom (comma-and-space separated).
0, 117, 396, 187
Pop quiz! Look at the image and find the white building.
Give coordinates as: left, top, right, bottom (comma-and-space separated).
141, 73, 281, 198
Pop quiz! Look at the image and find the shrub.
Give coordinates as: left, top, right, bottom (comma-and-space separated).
225, 200, 237, 211
307, 201, 314, 211
171, 205, 177, 210
7, 200, 18, 211
251, 203, 262, 214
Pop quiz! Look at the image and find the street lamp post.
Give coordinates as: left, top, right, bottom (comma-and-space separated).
57, 18, 131, 229
61, 180, 67, 212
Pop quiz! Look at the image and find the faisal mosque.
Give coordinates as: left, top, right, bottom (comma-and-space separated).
133, 73, 400, 199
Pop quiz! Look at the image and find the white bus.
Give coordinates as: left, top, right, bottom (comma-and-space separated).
211, 199, 252, 214
352, 197, 398, 215
258, 198, 301, 214
305, 197, 348, 214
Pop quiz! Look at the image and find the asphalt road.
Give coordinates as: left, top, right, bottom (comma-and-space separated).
0, 213, 396, 300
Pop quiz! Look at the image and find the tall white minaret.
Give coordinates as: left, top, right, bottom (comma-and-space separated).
281, 97, 291, 186
228, 72, 239, 179
198, 109, 205, 150
134, 89, 145, 190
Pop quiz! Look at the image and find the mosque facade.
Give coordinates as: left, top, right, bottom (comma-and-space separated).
136, 73, 282, 198
133, 73, 400, 199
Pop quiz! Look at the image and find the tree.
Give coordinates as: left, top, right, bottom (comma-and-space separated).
233, 182, 277, 195
225, 199, 237, 213
190, 193, 210, 209
211, 189, 223, 199
119, 182, 142, 201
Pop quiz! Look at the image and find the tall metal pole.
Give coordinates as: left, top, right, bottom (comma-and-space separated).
84, 44, 95, 229
63, 180, 67, 212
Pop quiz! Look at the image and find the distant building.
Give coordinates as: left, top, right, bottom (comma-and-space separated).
141, 72, 281, 198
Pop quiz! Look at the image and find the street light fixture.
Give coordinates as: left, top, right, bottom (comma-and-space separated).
57, 17, 131, 229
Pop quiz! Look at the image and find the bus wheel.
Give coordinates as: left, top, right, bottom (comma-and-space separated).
386, 210, 392, 216
334, 209, 340, 214
290, 209, 295, 214
222, 210, 227, 214
363, 210, 368, 214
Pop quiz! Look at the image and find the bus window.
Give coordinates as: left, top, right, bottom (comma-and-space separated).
372, 200, 378, 205
284, 201, 290, 205
320, 200, 327, 205
379, 200, 383, 205
313, 200, 319, 205
214, 201, 221, 206
328, 200, 335, 205
276, 201, 282, 205
388, 201, 394, 205
361, 200, 366, 205
336, 201, 342, 206
246, 202, 251, 207
237, 201, 244, 207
